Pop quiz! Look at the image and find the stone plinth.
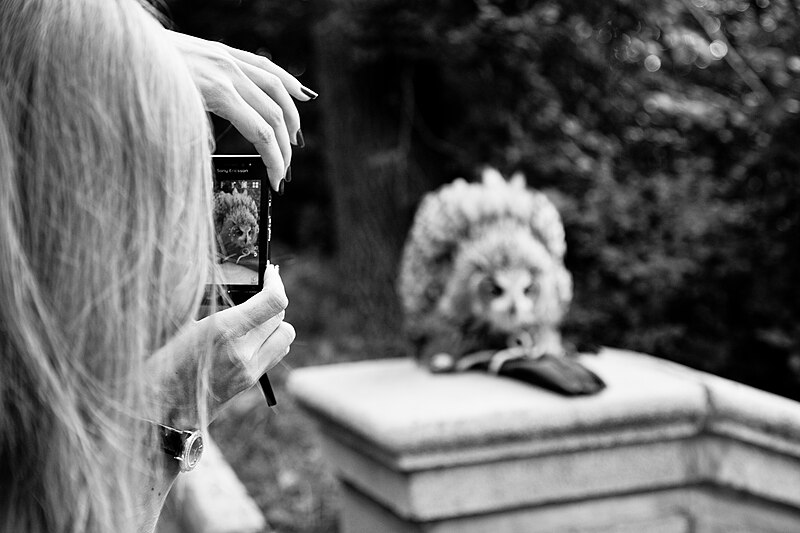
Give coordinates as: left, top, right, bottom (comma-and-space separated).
287, 348, 800, 532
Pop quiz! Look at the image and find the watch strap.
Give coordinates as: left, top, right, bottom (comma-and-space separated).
151, 421, 204, 472
157, 423, 187, 459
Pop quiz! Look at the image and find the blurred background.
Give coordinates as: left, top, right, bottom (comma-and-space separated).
160, 0, 800, 531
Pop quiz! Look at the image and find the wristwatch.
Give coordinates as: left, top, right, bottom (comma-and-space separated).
157, 423, 204, 472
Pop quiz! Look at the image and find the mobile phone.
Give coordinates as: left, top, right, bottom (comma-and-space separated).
209, 155, 269, 305
210, 155, 277, 407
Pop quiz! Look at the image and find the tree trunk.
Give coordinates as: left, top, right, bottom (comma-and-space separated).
311, 0, 426, 339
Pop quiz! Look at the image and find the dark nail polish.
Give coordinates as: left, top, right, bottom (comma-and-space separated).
285, 166, 292, 183
296, 129, 305, 148
301, 86, 318, 100
278, 178, 285, 196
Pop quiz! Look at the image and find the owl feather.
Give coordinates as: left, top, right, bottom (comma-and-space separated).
398, 167, 573, 366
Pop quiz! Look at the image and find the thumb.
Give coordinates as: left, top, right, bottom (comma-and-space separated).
206, 264, 288, 342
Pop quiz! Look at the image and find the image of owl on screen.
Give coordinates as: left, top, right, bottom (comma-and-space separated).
398, 168, 604, 394
213, 188, 259, 264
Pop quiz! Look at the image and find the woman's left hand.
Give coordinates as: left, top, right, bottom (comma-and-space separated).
147, 264, 294, 427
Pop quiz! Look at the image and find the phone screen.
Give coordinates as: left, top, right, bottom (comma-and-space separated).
209, 155, 268, 303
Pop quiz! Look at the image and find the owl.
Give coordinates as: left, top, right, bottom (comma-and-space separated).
398, 167, 573, 369
213, 188, 259, 264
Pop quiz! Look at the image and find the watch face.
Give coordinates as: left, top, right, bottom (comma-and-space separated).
181, 432, 204, 472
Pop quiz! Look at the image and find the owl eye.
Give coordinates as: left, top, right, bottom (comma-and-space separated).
489, 282, 504, 297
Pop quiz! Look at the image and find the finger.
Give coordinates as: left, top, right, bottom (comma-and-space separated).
228, 65, 293, 168
247, 310, 286, 345
236, 61, 302, 146
237, 311, 286, 362
223, 45, 315, 102
252, 321, 296, 375
207, 265, 288, 342
212, 89, 286, 190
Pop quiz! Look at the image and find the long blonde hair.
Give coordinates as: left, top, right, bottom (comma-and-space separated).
0, 1, 213, 531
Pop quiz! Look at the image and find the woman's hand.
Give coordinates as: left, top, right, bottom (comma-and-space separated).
167, 30, 317, 191
148, 264, 295, 427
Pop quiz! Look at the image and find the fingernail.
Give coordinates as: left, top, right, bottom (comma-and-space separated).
278, 178, 285, 196
285, 166, 292, 183
295, 129, 305, 148
300, 86, 318, 100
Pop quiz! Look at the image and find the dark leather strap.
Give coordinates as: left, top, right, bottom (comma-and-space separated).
469, 354, 606, 396
157, 423, 187, 458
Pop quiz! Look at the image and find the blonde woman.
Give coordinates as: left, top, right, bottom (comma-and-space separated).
0, 0, 303, 531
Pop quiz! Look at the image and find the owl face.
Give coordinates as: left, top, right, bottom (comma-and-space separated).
220, 215, 258, 253
439, 227, 572, 337
228, 222, 257, 249
469, 268, 540, 334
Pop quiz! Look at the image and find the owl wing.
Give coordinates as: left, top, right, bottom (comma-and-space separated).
397, 178, 473, 327
213, 191, 236, 234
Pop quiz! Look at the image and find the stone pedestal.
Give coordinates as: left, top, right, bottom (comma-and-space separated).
288, 348, 800, 532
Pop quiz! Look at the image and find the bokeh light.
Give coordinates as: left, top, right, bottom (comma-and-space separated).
709, 40, 728, 59
784, 99, 800, 114
644, 54, 662, 72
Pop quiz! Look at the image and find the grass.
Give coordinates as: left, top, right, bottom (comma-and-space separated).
208, 248, 407, 533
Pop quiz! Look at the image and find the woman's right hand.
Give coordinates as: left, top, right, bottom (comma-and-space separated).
167, 30, 317, 191
148, 264, 295, 426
